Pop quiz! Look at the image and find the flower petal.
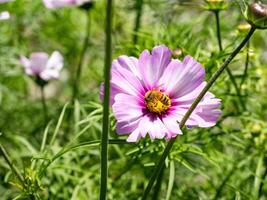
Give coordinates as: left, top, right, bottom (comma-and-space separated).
40, 69, 60, 80
139, 45, 172, 90
111, 59, 145, 98
116, 56, 141, 79
113, 93, 145, 124
149, 117, 167, 139
20, 56, 34, 76
116, 119, 140, 134
160, 56, 205, 98
138, 114, 168, 140
138, 114, 154, 137
0, 0, 12, 4
162, 115, 183, 139
43, 0, 76, 9
0, 11, 10, 20
126, 129, 141, 142
172, 91, 221, 127
46, 51, 64, 71
29, 52, 49, 75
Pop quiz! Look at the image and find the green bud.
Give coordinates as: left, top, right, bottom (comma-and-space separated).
204, 0, 228, 11
237, 23, 252, 35
245, 2, 267, 29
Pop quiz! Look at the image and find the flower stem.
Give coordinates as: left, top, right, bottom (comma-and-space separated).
133, 0, 144, 45
254, 153, 265, 199
214, 11, 223, 51
258, 157, 267, 198
214, 10, 246, 110
240, 41, 250, 90
0, 144, 25, 188
99, 0, 113, 199
72, 10, 91, 101
40, 86, 48, 123
141, 26, 256, 200
212, 164, 236, 199
152, 165, 165, 200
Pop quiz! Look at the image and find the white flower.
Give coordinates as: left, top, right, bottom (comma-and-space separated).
43, 0, 92, 9
20, 51, 64, 81
0, 11, 10, 21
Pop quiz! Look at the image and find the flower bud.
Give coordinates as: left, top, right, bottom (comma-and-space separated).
79, 1, 94, 11
237, 23, 251, 35
172, 48, 183, 58
246, 2, 267, 29
204, 0, 228, 11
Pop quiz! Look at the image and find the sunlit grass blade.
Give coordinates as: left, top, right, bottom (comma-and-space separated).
0, 144, 25, 189
40, 121, 52, 153
165, 160, 175, 200
49, 102, 69, 146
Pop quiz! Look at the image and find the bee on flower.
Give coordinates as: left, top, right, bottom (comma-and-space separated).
101, 45, 221, 142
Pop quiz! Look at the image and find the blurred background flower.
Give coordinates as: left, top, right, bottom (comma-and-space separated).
20, 51, 63, 82
43, 0, 92, 9
0, 11, 9, 20
0, 0, 12, 20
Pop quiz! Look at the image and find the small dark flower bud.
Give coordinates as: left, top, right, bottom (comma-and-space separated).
79, 1, 94, 11
204, 0, 228, 11
36, 76, 48, 87
246, 2, 267, 29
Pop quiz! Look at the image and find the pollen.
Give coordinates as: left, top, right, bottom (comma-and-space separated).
144, 89, 171, 114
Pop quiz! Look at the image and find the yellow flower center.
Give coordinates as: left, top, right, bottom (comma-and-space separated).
144, 89, 171, 114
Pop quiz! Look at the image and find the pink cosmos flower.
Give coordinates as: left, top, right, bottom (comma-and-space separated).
0, 11, 10, 21
20, 51, 63, 81
101, 45, 221, 142
43, 0, 91, 9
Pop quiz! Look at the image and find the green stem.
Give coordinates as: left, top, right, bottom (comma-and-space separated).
240, 42, 250, 90
100, 0, 113, 199
214, 11, 223, 51
152, 166, 165, 200
40, 86, 48, 123
0, 144, 25, 188
133, 0, 144, 45
141, 26, 256, 200
254, 153, 265, 199
259, 156, 267, 198
214, 11, 246, 110
213, 166, 235, 200
72, 10, 91, 101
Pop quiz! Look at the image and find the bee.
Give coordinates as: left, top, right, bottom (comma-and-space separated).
144, 89, 171, 114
